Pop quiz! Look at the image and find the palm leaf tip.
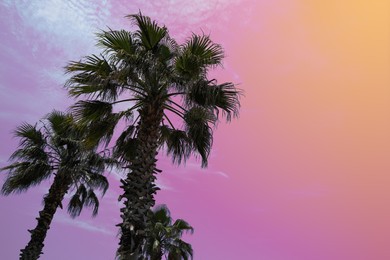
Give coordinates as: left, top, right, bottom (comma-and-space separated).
85, 190, 100, 217
71, 100, 121, 147
186, 80, 241, 122
1, 161, 51, 195
213, 82, 242, 121
184, 107, 214, 167
176, 34, 224, 77
65, 55, 120, 101
160, 126, 192, 165
96, 29, 135, 57
126, 12, 168, 50
67, 187, 101, 218
13, 123, 45, 148
87, 173, 109, 195
72, 100, 113, 123
46, 110, 74, 136
67, 194, 83, 218
188, 33, 224, 64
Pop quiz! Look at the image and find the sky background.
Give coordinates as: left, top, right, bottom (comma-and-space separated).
0, 0, 389, 259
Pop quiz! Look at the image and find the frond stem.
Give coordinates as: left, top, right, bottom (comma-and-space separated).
163, 105, 185, 119
166, 99, 187, 113
111, 98, 140, 105
163, 113, 176, 130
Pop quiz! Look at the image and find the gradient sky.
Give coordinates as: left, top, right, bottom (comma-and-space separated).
1, 1, 389, 259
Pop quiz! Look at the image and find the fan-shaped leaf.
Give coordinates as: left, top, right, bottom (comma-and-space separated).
127, 12, 168, 50
184, 107, 215, 167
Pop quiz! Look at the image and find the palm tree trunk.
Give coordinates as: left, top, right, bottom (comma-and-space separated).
117, 101, 164, 259
20, 174, 71, 260
151, 251, 164, 260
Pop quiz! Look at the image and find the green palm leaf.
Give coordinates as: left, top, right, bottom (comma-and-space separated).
186, 80, 241, 121
46, 110, 73, 136
183, 34, 224, 66
96, 29, 135, 58
1, 162, 51, 195
72, 100, 113, 124
113, 125, 138, 162
160, 126, 192, 165
67, 184, 87, 218
13, 123, 45, 148
65, 55, 123, 101
127, 12, 168, 50
184, 107, 215, 167
85, 189, 100, 217
175, 34, 223, 78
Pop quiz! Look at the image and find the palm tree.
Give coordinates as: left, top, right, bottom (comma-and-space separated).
1, 111, 114, 260
140, 205, 193, 260
65, 12, 241, 258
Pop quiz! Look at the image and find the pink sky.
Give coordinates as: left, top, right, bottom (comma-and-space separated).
1, 1, 390, 259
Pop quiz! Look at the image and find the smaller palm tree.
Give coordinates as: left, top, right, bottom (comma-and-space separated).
140, 205, 194, 260
1, 111, 115, 260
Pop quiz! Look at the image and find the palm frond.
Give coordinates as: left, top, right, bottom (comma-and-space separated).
67, 194, 83, 218
85, 189, 100, 217
127, 12, 168, 50
66, 55, 112, 76
46, 110, 74, 136
1, 162, 51, 195
157, 35, 179, 63
151, 204, 172, 226
168, 239, 193, 260
14, 123, 45, 148
175, 52, 203, 79
65, 55, 123, 101
172, 219, 194, 235
9, 146, 48, 162
96, 29, 135, 57
186, 80, 241, 121
184, 107, 215, 167
83, 114, 121, 148
82, 153, 106, 173
67, 184, 87, 218
85, 173, 109, 195
160, 126, 192, 165
113, 125, 138, 162
184, 34, 224, 66
72, 100, 113, 124
175, 34, 223, 78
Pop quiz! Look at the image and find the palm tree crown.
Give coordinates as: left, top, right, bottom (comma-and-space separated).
1, 111, 114, 259
141, 205, 193, 260
64, 12, 241, 258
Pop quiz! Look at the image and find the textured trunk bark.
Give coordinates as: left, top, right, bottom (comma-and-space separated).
151, 251, 163, 260
20, 174, 71, 260
117, 100, 164, 259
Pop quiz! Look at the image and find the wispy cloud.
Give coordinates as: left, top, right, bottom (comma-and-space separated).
55, 214, 114, 236
155, 157, 231, 190
155, 177, 175, 191
214, 171, 229, 178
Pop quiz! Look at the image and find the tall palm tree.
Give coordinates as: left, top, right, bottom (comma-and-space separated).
1, 111, 114, 260
65, 12, 241, 258
140, 205, 193, 260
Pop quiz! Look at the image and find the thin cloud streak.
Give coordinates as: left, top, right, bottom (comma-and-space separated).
55, 214, 114, 236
